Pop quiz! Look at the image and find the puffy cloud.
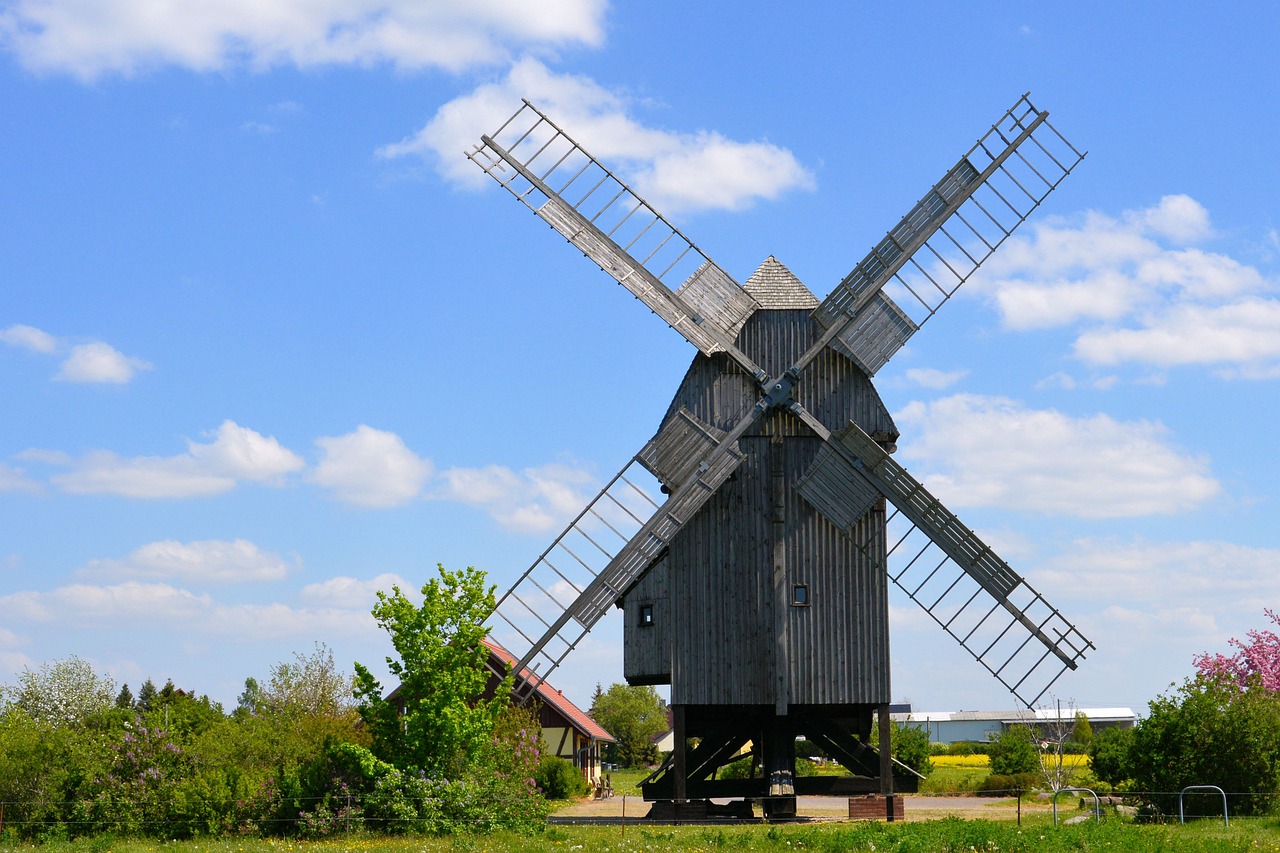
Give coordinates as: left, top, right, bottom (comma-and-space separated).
55, 341, 152, 383
0, 580, 371, 641
903, 367, 968, 390
2, 326, 151, 384
50, 420, 303, 498
382, 57, 814, 214
310, 425, 432, 508
969, 195, 1280, 376
0, 323, 57, 353
300, 572, 408, 606
0, 0, 606, 80
432, 460, 595, 533
80, 539, 295, 584
894, 393, 1220, 518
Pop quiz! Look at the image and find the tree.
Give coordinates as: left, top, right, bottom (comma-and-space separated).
1072, 710, 1093, 746
1194, 608, 1280, 693
115, 683, 134, 710
353, 564, 507, 776
889, 721, 933, 777
264, 642, 354, 716
1130, 676, 1280, 816
237, 676, 263, 717
589, 683, 667, 768
7, 655, 115, 726
989, 725, 1039, 775
137, 678, 157, 712
1036, 699, 1080, 792
1088, 725, 1134, 786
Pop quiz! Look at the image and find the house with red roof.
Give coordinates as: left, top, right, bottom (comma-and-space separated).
481, 638, 615, 785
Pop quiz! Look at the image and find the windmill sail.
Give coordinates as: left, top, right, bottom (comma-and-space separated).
469, 101, 763, 377
814, 421, 1093, 706
489, 409, 752, 698
810, 93, 1086, 376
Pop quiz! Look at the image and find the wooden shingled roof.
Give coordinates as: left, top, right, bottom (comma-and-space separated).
743, 256, 819, 310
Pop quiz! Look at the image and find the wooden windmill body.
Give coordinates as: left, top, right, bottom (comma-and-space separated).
467, 95, 1096, 815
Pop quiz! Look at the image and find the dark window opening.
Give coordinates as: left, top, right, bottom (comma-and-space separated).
639, 604, 654, 627
792, 584, 810, 606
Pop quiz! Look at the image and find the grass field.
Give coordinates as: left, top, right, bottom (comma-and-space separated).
9, 816, 1279, 853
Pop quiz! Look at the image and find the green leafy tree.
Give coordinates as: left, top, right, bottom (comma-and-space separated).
237, 676, 263, 717
1130, 676, 1280, 815
590, 683, 667, 767
889, 720, 933, 777
8, 655, 115, 726
989, 725, 1039, 775
1088, 725, 1134, 786
354, 564, 507, 776
1072, 710, 1094, 746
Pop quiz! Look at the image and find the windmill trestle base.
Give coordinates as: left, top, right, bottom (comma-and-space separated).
642, 704, 917, 805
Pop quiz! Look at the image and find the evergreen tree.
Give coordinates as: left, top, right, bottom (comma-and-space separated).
115, 682, 134, 709
136, 678, 157, 712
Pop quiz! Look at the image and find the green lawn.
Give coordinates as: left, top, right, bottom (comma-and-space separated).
10, 816, 1280, 853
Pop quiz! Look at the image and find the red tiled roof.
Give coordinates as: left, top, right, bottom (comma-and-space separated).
484, 637, 614, 743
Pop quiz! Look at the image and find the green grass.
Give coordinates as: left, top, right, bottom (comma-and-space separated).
9, 817, 1280, 853
918, 763, 989, 794
601, 767, 653, 797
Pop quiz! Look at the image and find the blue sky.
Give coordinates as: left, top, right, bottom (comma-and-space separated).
2, 1, 1278, 718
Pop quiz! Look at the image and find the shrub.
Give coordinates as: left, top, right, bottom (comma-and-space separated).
534, 755, 587, 799
890, 722, 934, 777
1089, 725, 1135, 786
989, 726, 1039, 775
717, 756, 754, 780
1129, 677, 1280, 816
976, 772, 1041, 796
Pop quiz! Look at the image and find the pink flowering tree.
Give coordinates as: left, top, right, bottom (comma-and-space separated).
1193, 608, 1280, 693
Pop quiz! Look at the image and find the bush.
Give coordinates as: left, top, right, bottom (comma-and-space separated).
1130, 677, 1280, 816
890, 722, 934, 777
534, 755, 587, 800
717, 756, 754, 779
976, 772, 1041, 796
1089, 726, 1135, 786
989, 726, 1039, 775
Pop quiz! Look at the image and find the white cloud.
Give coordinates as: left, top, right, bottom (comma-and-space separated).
55, 341, 152, 383
0, 580, 372, 641
310, 425, 432, 508
0, 323, 57, 353
970, 195, 1280, 377
80, 539, 294, 584
1074, 299, 1280, 371
0, 0, 607, 80
300, 572, 408, 606
894, 393, 1220, 518
51, 420, 303, 498
432, 461, 595, 533
0, 462, 39, 493
904, 367, 968, 390
382, 56, 815, 214
1036, 538, 1280, 605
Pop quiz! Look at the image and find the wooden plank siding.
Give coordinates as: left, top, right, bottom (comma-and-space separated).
623, 307, 896, 708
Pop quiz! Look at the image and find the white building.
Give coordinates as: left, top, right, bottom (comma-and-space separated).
891, 707, 1137, 744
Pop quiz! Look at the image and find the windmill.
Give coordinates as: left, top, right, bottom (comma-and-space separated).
467, 94, 1094, 817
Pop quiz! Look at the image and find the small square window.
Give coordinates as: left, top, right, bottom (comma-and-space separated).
639, 604, 654, 627
792, 584, 810, 607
